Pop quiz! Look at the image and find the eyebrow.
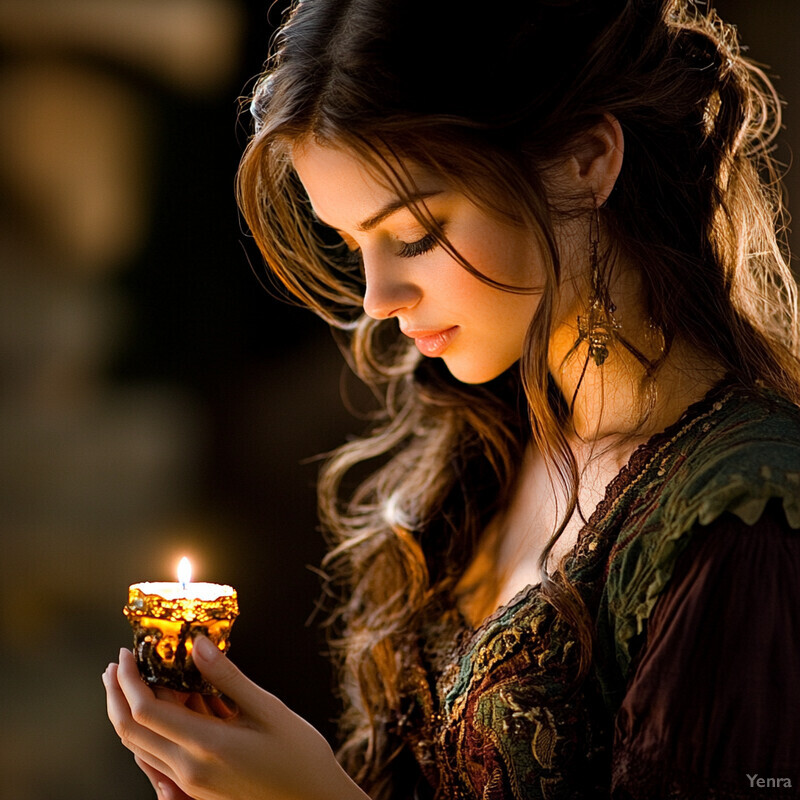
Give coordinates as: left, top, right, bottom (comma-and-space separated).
315, 190, 443, 233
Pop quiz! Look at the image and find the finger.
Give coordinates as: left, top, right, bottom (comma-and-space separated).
135, 756, 194, 800
131, 744, 181, 788
152, 687, 228, 720
206, 693, 238, 720
116, 649, 224, 747
153, 686, 192, 706
184, 693, 213, 716
103, 662, 184, 775
134, 755, 169, 798
159, 781, 195, 800
161, 689, 232, 719
153, 683, 235, 719
191, 636, 267, 711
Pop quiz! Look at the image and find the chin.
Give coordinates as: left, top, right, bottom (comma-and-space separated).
442, 357, 514, 385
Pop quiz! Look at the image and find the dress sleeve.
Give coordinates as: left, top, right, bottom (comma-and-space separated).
611, 499, 800, 799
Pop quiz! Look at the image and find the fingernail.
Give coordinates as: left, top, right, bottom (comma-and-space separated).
193, 635, 216, 662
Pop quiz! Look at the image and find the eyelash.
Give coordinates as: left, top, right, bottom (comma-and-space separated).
341, 230, 440, 269
397, 233, 439, 258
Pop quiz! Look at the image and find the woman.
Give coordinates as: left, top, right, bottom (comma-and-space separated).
103, 0, 800, 797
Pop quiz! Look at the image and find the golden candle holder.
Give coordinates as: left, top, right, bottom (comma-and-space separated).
123, 559, 239, 694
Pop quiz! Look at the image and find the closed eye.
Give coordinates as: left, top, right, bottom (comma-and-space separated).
397, 233, 438, 258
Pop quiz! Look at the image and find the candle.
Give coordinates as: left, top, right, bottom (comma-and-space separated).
123, 557, 239, 694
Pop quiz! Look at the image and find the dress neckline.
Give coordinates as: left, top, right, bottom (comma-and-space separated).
457, 376, 738, 638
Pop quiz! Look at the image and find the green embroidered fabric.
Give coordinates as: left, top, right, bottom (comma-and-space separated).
397, 382, 800, 800
596, 385, 800, 699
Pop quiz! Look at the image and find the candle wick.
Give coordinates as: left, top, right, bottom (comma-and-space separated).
181, 582, 187, 592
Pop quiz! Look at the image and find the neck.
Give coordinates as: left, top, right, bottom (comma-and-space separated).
548, 256, 725, 443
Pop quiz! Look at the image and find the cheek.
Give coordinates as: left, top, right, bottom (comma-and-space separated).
453, 218, 542, 290
430, 246, 542, 334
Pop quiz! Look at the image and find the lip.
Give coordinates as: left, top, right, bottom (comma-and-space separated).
402, 326, 459, 357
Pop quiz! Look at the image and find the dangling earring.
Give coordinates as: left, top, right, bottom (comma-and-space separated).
575, 205, 620, 367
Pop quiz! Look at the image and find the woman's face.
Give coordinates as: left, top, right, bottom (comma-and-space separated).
292, 141, 546, 384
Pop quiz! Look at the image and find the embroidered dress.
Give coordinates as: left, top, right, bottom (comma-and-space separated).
394, 383, 800, 799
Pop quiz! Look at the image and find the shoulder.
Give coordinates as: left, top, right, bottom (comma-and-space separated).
597, 383, 800, 686
663, 384, 800, 529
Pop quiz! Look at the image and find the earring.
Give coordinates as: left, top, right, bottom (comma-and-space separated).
575, 206, 620, 367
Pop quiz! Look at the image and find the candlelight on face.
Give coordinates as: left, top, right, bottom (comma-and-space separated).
123, 557, 239, 694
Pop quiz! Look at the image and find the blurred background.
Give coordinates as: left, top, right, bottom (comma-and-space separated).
0, 1, 797, 798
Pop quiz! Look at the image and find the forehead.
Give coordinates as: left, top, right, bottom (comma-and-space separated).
291, 140, 441, 230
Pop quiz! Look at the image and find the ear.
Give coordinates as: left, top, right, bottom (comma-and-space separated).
567, 113, 624, 208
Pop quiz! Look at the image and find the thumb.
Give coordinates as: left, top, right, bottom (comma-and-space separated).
191, 635, 263, 709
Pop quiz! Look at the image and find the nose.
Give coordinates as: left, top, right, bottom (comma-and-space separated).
362, 256, 421, 320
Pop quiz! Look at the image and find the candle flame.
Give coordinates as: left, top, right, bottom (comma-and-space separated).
177, 557, 192, 587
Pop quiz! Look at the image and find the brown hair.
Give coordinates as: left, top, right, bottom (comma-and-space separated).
236, 0, 800, 795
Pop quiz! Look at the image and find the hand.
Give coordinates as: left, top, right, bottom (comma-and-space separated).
102, 637, 370, 800
126, 686, 238, 800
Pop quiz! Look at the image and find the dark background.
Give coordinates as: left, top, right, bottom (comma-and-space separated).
0, 1, 796, 798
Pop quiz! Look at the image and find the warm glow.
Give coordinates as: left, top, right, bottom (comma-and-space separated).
177, 557, 192, 587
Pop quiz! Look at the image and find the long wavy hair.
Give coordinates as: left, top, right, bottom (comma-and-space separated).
236, 1, 800, 795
